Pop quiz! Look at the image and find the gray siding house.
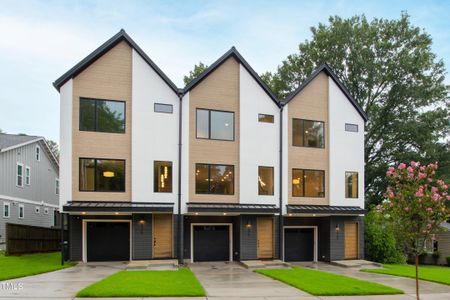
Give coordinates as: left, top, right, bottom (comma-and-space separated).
0, 133, 59, 248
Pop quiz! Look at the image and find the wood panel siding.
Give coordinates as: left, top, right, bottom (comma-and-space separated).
153, 214, 173, 258
288, 72, 329, 205
188, 57, 240, 203
71, 41, 132, 201
257, 217, 273, 259
344, 222, 358, 259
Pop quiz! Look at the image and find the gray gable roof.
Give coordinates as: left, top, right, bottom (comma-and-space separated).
53, 29, 179, 94
283, 64, 368, 122
0, 133, 41, 150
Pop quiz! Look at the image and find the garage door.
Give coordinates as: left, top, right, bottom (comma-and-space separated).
87, 222, 130, 262
193, 225, 229, 262
284, 228, 314, 261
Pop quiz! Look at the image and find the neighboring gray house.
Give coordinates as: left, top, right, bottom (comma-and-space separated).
0, 133, 59, 248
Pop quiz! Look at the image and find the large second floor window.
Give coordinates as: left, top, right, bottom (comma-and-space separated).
196, 164, 234, 195
79, 98, 125, 133
196, 108, 234, 141
258, 166, 274, 195
345, 172, 358, 198
16, 163, 23, 187
154, 161, 172, 193
293, 119, 324, 148
79, 158, 125, 192
292, 169, 325, 197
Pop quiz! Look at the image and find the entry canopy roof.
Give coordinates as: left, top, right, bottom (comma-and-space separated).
286, 205, 366, 215
187, 203, 278, 214
64, 201, 174, 212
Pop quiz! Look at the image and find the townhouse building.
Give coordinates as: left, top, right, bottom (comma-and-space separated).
54, 30, 367, 263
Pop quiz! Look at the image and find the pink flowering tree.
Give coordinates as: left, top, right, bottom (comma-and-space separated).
379, 161, 449, 300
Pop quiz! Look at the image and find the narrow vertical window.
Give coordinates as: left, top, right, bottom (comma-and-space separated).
36, 145, 41, 161
258, 166, 274, 195
25, 166, 31, 185
345, 172, 358, 198
17, 163, 24, 187
56, 179, 60, 195
3, 202, 10, 218
154, 161, 173, 193
18, 204, 24, 219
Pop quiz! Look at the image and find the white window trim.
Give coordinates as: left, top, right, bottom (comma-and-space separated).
44, 207, 49, 214
25, 166, 31, 185
18, 204, 24, 219
16, 162, 24, 188
35, 206, 40, 214
3, 202, 10, 218
36, 145, 41, 161
55, 178, 60, 195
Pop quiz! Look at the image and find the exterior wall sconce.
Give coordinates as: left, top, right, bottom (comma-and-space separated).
139, 219, 145, 234
335, 224, 340, 239
246, 222, 252, 230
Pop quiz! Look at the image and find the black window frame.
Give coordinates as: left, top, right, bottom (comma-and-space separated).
196, 108, 235, 141
292, 118, 325, 148
292, 168, 325, 198
258, 114, 274, 123
154, 103, 173, 114
153, 160, 173, 193
79, 97, 126, 134
195, 163, 235, 195
258, 166, 274, 196
79, 157, 126, 192
345, 171, 359, 199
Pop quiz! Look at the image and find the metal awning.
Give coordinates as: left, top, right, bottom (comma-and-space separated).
187, 203, 278, 214
286, 205, 365, 215
64, 201, 174, 212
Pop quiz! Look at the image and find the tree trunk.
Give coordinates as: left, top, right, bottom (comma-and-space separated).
415, 254, 420, 300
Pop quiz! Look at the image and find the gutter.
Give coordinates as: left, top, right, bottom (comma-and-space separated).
278, 106, 284, 261
177, 92, 184, 265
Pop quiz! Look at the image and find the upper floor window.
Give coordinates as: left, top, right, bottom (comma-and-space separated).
345, 123, 359, 132
79, 158, 125, 192
35, 145, 41, 161
18, 204, 24, 219
25, 166, 31, 185
44, 207, 49, 214
196, 164, 234, 195
345, 171, 358, 198
293, 119, 324, 148
258, 114, 274, 123
196, 109, 234, 141
258, 166, 274, 195
154, 161, 172, 193
35, 206, 40, 214
55, 178, 60, 195
79, 98, 125, 133
292, 169, 325, 197
3, 202, 10, 218
154, 103, 173, 114
17, 163, 24, 187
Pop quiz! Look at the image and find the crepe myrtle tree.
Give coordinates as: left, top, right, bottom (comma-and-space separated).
378, 161, 449, 300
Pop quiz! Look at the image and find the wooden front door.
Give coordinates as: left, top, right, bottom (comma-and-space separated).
344, 222, 358, 259
153, 214, 173, 258
257, 217, 273, 259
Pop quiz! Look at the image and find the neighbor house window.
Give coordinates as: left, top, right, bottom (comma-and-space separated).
79, 98, 125, 133
44, 207, 49, 214
196, 109, 234, 141
17, 163, 24, 187
293, 119, 324, 148
35, 145, 41, 161
345, 123, 359, 132
35, 206, 40, 214
25, 166, 31, 185
79, 158, 125, 192
196, 164, 234, 195
55, 179, 59, 195
292, 169, 325, 197
258, 166, 274, 195
154, 103, 173, 113
154, 161, 172, 193
258, 114, 274, 123
345, 172, 358, 198
3, 202, 10, 218
18, 204, 24, 219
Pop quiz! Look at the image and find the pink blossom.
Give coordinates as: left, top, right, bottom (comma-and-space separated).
432, 193, 440, 201
398, 163, 406, 170
407, 166, 414, 173
427, 207, 432, 212
418, 172, 427, 179
420, 166, 425, 172
404, 207, 410, 211
415, 190, 424, 197
386, 170, 393, 176
431, 186, 438, 193
447, 195, 450, 200
427, 178, 433, 183
408, 172, 414, 178
411, 161, 419, 167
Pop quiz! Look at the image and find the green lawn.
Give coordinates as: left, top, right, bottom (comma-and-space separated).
0, 251, 75, 281
362, 264, 450, 285
255, 266, 403, 296
76, 268, 205, 297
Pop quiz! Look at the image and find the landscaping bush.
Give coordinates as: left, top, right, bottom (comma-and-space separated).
365, 209, 406, 264
446, 256, 450, 266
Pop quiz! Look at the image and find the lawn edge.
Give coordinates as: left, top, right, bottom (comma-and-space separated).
0, 262, 76, 281
361, 266, 450, 286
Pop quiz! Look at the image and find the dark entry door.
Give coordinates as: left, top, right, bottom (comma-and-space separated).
284, 228, 314, 261
193, 225, 229, 261
87, 222, 130, 261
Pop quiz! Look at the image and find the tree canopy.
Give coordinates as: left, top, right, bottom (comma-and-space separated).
183, 62, 208, 85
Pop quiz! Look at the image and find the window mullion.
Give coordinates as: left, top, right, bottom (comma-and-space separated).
302, 169, 305, 197
208, 165, 211, 194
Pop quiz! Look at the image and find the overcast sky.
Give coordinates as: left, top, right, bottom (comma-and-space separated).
0, 0, 449, 142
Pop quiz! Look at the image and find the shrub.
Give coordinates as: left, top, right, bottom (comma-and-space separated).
446, 256, 450, 266
365, 209, 406, 264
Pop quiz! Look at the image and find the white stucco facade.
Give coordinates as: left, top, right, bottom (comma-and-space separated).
180, 92, 190, 213
59, 79, 72, 209
281, 106, 289, 214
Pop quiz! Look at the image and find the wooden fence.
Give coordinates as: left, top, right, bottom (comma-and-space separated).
5, 223, 67, 255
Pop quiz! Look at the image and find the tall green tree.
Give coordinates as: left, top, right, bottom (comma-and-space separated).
262, 13, 449, 205
183, 62, 208, 85
46, 139, 59, 161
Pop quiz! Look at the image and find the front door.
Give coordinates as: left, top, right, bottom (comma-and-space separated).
344, 222, 358, 259
153, 214, 173, 258
257, 217, 273, 259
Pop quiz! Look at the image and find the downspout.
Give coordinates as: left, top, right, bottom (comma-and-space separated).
279, 106, 284, 261
177, 92, 184, 265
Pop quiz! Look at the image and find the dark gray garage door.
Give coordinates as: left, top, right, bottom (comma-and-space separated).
193, 225, 229, 262
284, 228, 314, 261
87, 222, 130, 261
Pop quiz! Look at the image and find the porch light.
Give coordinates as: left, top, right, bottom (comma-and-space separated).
288, 213, 292, 216
114, 212, 119, 215
335, 224, 340, 233
246, 222, 252, 229
139, 220, 145, 225
103, 171, 115, 178
81, 212, 86, 215
223, 213, 227, 216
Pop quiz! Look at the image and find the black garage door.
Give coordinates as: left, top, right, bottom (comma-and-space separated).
193, 225, 229, 261
284, 228, 314, 261
87, 222, 130, 262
